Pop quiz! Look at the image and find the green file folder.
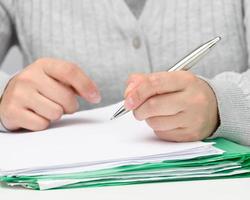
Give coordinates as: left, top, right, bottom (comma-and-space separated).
1, 138, 250, 190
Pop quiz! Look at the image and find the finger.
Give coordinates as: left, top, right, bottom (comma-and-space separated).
17, 110, 50, 131
24, 92, 64, 121
125, 71, 194, 110
154, 128, 196, 142
133, 93, 185, 120
126, 73, 146, 85
39, 58, 101, 103
145, 113, 187, 131
124, 73, 147, 97
37, 75, 79, 114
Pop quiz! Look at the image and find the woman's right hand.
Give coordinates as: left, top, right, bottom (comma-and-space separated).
0, 58, 101, 131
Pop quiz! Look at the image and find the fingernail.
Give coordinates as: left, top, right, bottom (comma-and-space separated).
89, 91, 101, 103
125, 96, 135, 110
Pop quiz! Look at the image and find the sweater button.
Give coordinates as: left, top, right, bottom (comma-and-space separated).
132, 36, 141, 49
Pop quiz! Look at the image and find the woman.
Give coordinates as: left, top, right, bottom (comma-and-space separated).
0, 0, 249, 145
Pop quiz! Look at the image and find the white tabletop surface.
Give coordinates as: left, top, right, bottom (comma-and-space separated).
1, 178, 250, 200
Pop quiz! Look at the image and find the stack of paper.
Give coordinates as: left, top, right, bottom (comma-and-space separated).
0, 102, 250, 190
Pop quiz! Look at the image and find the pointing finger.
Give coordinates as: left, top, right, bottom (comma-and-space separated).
38, 58, 101, 103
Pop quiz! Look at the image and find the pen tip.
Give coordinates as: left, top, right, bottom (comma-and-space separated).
110, 116, 115, 120
215, 36, 221, 41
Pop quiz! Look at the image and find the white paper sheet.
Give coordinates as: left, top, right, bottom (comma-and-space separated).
0, 102, 222, 173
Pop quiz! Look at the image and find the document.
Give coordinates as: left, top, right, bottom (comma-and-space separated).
0, 102, 221, 173
1, 102, 249, 190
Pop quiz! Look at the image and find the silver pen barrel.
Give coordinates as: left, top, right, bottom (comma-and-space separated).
168, 36, 221, 72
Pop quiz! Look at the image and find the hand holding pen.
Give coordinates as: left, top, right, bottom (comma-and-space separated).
112, 37, 221, 142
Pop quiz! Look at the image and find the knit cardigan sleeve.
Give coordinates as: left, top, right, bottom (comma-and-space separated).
0, 0, 15, 132
204, 1, 250, 146
0, 0, 15, 98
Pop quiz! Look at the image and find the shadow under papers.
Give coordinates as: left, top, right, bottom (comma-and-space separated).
6, 117, 105, 134
0, 182, 26, 190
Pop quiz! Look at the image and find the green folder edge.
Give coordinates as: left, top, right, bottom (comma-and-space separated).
1, 138, 250, 190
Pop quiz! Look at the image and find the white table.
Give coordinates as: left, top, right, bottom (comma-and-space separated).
1, 178, 250, 200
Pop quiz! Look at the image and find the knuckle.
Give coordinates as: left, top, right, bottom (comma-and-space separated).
198, 94, 209, 107
65, 90, 75, 100
54, 105, 64, 115
63, 94, 78, 114
15, 70, 39, 86
64, 102, 78, 114
9, 87, 23, 102
50, 106, 64, 120
15, 73, 31, 83
149, 74, 161, 90
32, 119, 50, 131
65, 107, 76, 114
189, 93, 208, 107
196, 92, 207, 103
128, 73, 145, 82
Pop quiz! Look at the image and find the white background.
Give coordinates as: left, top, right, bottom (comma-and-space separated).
1, 178, 250, 200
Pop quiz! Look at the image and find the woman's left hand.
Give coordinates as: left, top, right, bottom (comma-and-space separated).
124, 71, 219, 142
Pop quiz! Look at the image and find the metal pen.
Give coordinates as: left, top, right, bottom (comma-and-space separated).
111, 36, 221, 120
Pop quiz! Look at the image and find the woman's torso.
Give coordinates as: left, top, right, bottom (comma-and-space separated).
4, 0, 248, 109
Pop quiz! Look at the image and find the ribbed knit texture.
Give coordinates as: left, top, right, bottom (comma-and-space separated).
0, 0, 250, 145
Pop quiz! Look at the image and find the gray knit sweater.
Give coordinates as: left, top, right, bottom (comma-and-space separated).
0, 0, 250, 145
